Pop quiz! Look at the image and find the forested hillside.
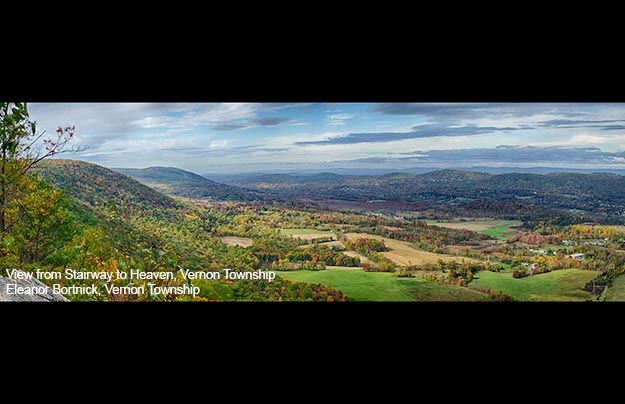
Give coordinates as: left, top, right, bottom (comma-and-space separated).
35, 160, 179, 213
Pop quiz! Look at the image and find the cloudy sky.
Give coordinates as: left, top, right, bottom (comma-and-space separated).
29, 103, 625, 173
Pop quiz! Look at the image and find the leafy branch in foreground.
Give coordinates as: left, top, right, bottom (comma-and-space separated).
0, 102, 83, 237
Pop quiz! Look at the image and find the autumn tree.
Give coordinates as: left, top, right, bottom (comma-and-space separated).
0, 102, 80, 239
10, 177, 72, 264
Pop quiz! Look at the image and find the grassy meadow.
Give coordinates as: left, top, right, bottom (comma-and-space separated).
427, 219, 522, 240
471, 269, 597, 301
278, 267, 487, 301
605, 275, 625, 301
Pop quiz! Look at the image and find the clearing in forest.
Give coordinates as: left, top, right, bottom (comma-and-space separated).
219, 236, 253, 247
280, 228, 336, 241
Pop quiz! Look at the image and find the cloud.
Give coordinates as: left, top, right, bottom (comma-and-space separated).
337, 146, 625, 167
371, 103, 499, 116
370, 103, 588, 119
297, 123, 517, 145
29, 103, 625, 173
209, 140, 229, 149
132, 115, 188, 130
538, 119, 625, 130
30, 103, 191, 137
182, 103, 259, 125
253, 117, 291, 126
212, 123, 249, 131
299, 104, 625, 146
212, 116, 292, 131
326, 113, 353, 126
31, 103, 294, 136
231, 145, 289, 153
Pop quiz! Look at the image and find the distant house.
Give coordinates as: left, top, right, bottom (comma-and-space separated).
531, 263, 539, 270
568, 253, 585, 260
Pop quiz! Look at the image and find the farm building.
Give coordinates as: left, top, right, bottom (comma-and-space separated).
568, 253, 585, 260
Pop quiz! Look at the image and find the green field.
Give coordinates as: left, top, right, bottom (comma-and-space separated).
426, 219, 521, 241
480, 223, 516, 240
472, 269, 597, 301
605, 275, 625, 301
278, 267, 487, 301
280, 228, 333, 235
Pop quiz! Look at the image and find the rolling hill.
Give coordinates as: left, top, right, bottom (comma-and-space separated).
226, 169, 625, 201
223, 169, 625, 222
32, 159, 187, 251
34, 159, 179, 215
113, 166, 256, 201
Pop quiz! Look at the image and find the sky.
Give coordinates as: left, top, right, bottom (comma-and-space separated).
28, 103, 625, 174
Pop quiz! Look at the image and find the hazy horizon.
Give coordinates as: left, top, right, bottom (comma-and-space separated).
113, 165, 625, 177
29, 103, 625, 173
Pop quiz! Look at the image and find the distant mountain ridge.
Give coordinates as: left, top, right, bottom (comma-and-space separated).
208, 166, 625, 184
34, 161, 625, 222
112, 166, 256, 201
220, 169, 625, 219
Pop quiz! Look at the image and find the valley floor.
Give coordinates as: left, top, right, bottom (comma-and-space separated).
277, 267, 488, 301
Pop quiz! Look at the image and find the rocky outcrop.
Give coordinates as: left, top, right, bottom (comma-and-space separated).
0, 271, 69, 302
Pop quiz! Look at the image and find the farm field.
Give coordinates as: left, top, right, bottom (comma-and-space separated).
344, 232, 477, 266
219, 236, 253, 247
471, 269, 597, 301
280, 228, 333, 235
605, 275, 625, 301
277, 267, 488, 301
297, 240, 344, 249
481, 223, 519, 240
427, 219, 523, 240
280, 228, 336, 241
